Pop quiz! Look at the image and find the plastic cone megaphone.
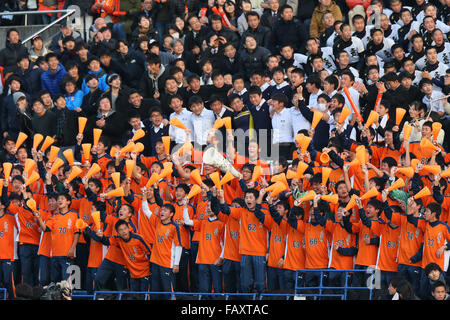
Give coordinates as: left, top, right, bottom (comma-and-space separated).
297, 161, 309, 178
441, 168, 450, 178
269, 182, 287, 197
78, 117, 88, 134
93, 128, 102, 146
24, 158, 35, 176
252, 166, 262, 182
223, 117, 232, 132
135, 142, 145, 154
413, 186, 431, 199
26, 198, 37, 212
170, 117, 187, 130
63, 149, 74, 166
163, 162, 173, 171
299, 190, 316, 202
33, 134, 44, 150
432, 122, 442, 141
403, 123, 413, 142
349, 158, 361, 167
106, 187, 125, 198
179, 142, 194, 155
82, 143, 92, 159
213, 118, 224, 130
322, 167, 332, 185
76, 219, 87, 230
86, 163, 101, 179
360, 186, 379, 201
411, 159, 420, 171
111, 172, 121, 189
220, 171, 235, 187
365, 110, 379, 128
159, 167, 173, 180
3, 163, 12, 181
15, 132, 28, 149
320, 152, 330, 164
0, 179, 4, 197
286, 170, 298, 180
265, 181, 284, 193
345, 194, 358, 211
271, 173, 289, 189
187, 184, 202, 199
355, 145, 367, 165
120, 142, 136, 155
91, 211, 101, 231
48, 146, 60, 163
190, 169, 203, 185
110, 146, 119, 158
395, 108, 406, 126
132, 129, 145, 142
25, 171, 40, 187
321, 194, 339, 204
162, 136, 171, 154
40, 136, 54, 152
50, 158, 64, 174
422, 165, 441, 175
295, 134, 312, 154
387, 178, 405, 192
420, 138, 438, 151
145, 173, 160, 188
67, 167, 83, 183
397, 167, 414, 178
209, 171, 221, 189
125, 160, 136, 178
311, 111, 323, 129
338, 106, 352, 124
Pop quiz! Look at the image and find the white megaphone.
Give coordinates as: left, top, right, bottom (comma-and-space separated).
202, 147, 242, 178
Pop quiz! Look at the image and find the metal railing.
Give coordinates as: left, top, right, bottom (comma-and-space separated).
0, 9, 77, 45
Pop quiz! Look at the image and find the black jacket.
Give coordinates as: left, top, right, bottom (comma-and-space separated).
240, 25, 272, 49
270, 18, 307, 54
139, 65, 170, 99
0, 41, 29, 74
239, 46, 271, 78
87, 111, 127, 146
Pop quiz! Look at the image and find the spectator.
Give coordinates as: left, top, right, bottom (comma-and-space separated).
0, 28, 29, 75
48, 20, 84, 55
31, 98, 57, 137
310, 0, 343, 39
270, 4, 307, 54
40, 53, 69, 98
139, 54, 169, 101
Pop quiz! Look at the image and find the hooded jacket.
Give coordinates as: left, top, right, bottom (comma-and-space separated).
41, 63, 69, 97
0, 41, 29, 74
310, 2, 343, 39
139, 64, 169, 99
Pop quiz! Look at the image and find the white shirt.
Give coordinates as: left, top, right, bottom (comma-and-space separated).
290, 106, 311, 135
189, 108, 215, 145
152, 122, 164, 134
423, 91, 445, 114
169, 108, 193, 144
343, 86, 361, 115
272, 107, 294, 144
308, 89, 323, 107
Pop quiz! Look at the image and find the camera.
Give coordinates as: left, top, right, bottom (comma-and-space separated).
40, 281, 72, 300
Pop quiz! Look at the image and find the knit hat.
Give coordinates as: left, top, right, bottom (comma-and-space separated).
13, 92, 26, 105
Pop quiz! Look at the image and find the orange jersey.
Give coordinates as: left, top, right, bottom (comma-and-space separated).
192, 198, 208, 242
37, 209, 54, 257
371, 145, 405, 168
217, 212, 241, 262
348, 216, 384, 267
348, 166, 378, 193
45, 210, 80, 257
103, 215, 138, 265
137, 200, 160, 247
7, 202, 41, 246
441, 196, 450, 225
295, 219, 330, 269
325, 220, 357, 270
149, 216, 182, 269
191, 217, 225, 265
375, 223, 401, 272
280, 219, 306, 271
0, 212, 19, 260
313, 166, 345, 193
409, 141, 444, 161
110, 233, 151, 278
261, 214, 287, 268
223, 179, 240, 205
70, 198, 94, 244
420, 221, 450, 271
171, 201, 195, 249
96, 154, 113, 178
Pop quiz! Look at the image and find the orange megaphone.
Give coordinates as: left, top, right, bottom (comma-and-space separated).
295, 134, 312, 154
220, 171, 235, 187
422, 165, 441, 175
299, 190, 316, 202
213, 118, 224, 130
286, 170, 299, 180
395, 108, 406, 126
48, 146, 60, 163
321, 194, 339, 204
78, 117, 88, 134
365, 110, 379, 128
76, 219, 88, 230
91, 211, 101, 231
187, 184, 202, 199
111, 172, 121, 189
82, 143, 92, 160
125, 160, 136, 178
40, 136, 54, 152
403, 123, 413, 141
106, 187, 125, 198
223, 117, 232, 132
441, 168, 450, 178
120, 142, 136, 155
132, 129, 145, 142
349, 158, 361, 167
320, 152, 330, 164
252, 166, 262, 182
50, 158, 64, 175
338, 106, 352, 124
63, 149, 74, 166
322, 167, 332, 185
269, 181, 287, 197
67, 166, 83, 183
397, 167, 414, 178
93, 128, 103, 146
135, 142, 145, 154
170, 117, 187, 130
356, 145, 367, 165
0, 179, 3, 197
413, 186, 431, 199
110, 146, 119, 158
411, 159, 420, 171
15, 132, 28, 149
162, 136, 171, 154
432, 122, 442, 141
266, 181, 284, 193
190, 169, 203, 185
297, 161, 309, 178
420, 138, 438, 151
345, 194, 358, 211
387, 178, 405, 192
209, 171, 222, 189
86, 163, 101, 179
145, 172, 161, 188
178, 141, 193, 155
271, 173, 289, 189
360, 186, 379, 201
25, 171, 40, 187
33, 134, 44, 150
163, 162, 173, 170
3, 162, 12, 181
26, 198, 37, 212
24, 158, 35, 176
311, 111, 323, 129
159, 167, 173, 180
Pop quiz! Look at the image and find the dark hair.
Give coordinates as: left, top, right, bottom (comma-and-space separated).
162, 203, 175, 214
427, 202, 442, 219
115, 219, 129, 232
44, 52, 59, 62
425, 262, 442, 276
245, 188, 259, 199
271, 93, 289, 107
367, 199, 383, 215
176, 183, 190, 195
396, 280, 416, 300
431, 281, 447, 293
